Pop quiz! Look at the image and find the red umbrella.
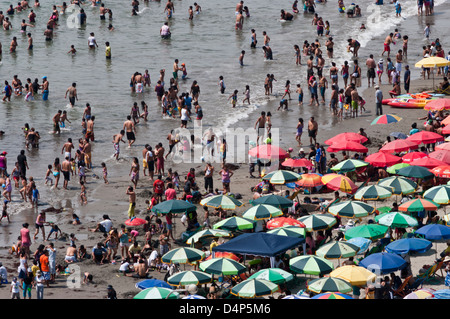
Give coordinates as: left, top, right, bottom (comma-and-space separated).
324, 132, 368, 145
409, 156, 448, 169
248, 145, 289, 160
431, 165, 450, 178
436, 143, 450, 151
125, 217, 147, 226
406, 131, 444, 145
380, 140, 419, 153
282, 158, 313, 168
266, 217, 306, 230
423, 99, 450, 111
402, 152, 428, 163
429, 150, 450, 164
442, 124, 450, 135
365, 152, 402, 167
327, 141, 368, 153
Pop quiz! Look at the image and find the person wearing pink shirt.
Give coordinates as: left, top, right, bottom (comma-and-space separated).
164, 183, 177, 201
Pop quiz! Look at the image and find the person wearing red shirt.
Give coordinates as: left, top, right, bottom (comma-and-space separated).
39, 250, 50, 287
153, 175, 165, 202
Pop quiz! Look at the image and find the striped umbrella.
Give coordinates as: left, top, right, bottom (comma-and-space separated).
151, 199, 197, 214
398, 198, 440, 212
242, 204, 283, 220
267, 226, 306, 238
380, 139, 418, 153
310, 292, 353, 299
423, 185, 450, 204
307, 277, 352, 294
377, 176, 417, 195
248, 268, 294, 284
432, 289, 450, 299
404, 288, 435, 299
167, 271, 212, 286
183, 294, 207, 299
252, 194, 294, 209
200, 195, 244, 210
185, 228, 232, 245
134, 287, 179, 299
375, 212, 418, 228
162, 247, 205, 264
354, 185, 393, 201
282, 158, 313, 168
344, 224, 389, 241
296, 173, 324, 188
371, 114, 402, 125
431, 165, 450, 178
262, 170, 302, 184
315, 241, 360, 259
328, 201, 375, 218
346, 237, 372, 255
266, 217, 306, 229
297, 213, 337, 232
386, 163, 410, 174
289, 255, 334, 276
329, 265, 377, 287
401, 151, 428, 163
396, 165, 434, 179
199, 257, 247, 276
231, 279, 279, 298
330, 159, 368, 173
322, 174, 358, 194
282, 294, 311, 299
213, 216, 255, 231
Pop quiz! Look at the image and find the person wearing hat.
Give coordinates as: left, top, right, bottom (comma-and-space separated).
375, 85, 383, 116
180, 62, 188, 80
106, 285, 117, 299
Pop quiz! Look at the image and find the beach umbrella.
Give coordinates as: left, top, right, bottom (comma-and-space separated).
315, 241, 360, 259
242, 204, 283, 220
371, 114, 402, 125
390, 132, 408, 139
380, 139, 418, 153
267, 226, 306, 238
205, 251, 240, 261
377, 176, 417, 195
231, 279, 279, 298
162, 247, 205, 264
330, 159, 368, 173
248, 144, 289, 160
406, 131, 444, 145
289, 255, 334, 276
344, 224, 389, 241
307, 277, 352, 294
296, 173, 324, 188
262, 170, 301, 184
248, 268, 294, 284
429, 150, 450, 164
354, 185, 393, 201
423, 185, 450, 204
409, 156, 448, 169
346, 237, 372, 255
185, 228, 231, 245
432, 289, 450, 299
414, 57, 450, 88
167, 271, 212, 286
282, 158, 313, 168
328, 200, 375, 218
135, 279, 173, 290
442, 124, 450, 135
151, 199, 196, 214
200, 195, 244, 210
321, 174, 358, 194
213, 216, 255, 231
401, 151, 428, 163
329, 265, 377, 287
327, 141, 368, 153
134, 287, 179, 299
297, 213, 337, 232
359, 252, 407, 275
183, 295, 207, 299
310, 292, 353, 299
398, 198, 439, 212
436, 143, 450, 151
375, 212, 418, 228
386, 163, 410, 174
252, 194, 294, 209
266, 217, 306, 229
324, 132, 368, 145
282, 294, 310, 299
415, 223, 450, 241
404, 288, 435, 299
199, 257, 246, 276
396, 165, 434, 179
385, 238, 432, 255
424, 99, 450, 110
124, 217, 147, 227
364, 152, 402, 167
431, 165, 450, 178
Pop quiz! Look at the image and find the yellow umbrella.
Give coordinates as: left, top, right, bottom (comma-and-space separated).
329, 265, 376, 287
415, 57, 450, 88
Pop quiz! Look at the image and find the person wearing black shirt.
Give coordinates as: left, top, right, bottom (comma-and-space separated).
17, 150, 29, 179
106, 285, 117, 299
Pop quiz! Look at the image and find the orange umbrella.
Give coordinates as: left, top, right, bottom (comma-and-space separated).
205, 251, 240, 262
442, 116, 450, 126
431, 165, 450, 178
321, 174, 358, 194
429, 150, 450, 164
410, 157, 448, 169
296, 174, 324, 188
266, 217, 306, 229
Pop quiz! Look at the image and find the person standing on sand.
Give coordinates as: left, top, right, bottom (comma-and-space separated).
123, 115, 136, 147
366, 54, 376, 87
375, 85, 383, 116
155, 143, 165, 176
126, 186, 136, 219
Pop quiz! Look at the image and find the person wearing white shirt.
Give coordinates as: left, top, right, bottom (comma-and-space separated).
35, 270, 45, 299
0, 262, 7, 285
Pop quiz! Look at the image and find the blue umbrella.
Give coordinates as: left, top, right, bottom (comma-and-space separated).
390, 132, 408, 139
182, 294, 206, 299
433, 289, 450, 299
385, 238, 432, 255
359, 252, 407, 275
135, 279, 173, 290
415, 224, 450, 241
346, 237, 372, 255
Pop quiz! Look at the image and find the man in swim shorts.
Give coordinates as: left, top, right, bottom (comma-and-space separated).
123, 115, 136, 147
61, 157, 72, 190
65, 82, 77, 107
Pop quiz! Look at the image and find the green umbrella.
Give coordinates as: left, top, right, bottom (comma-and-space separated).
307, 277, 352, 294
297, 213, 337, 232
396, 165, 434, 179
377, 176, 417, 195
267, 226, 306, 238
386, 163, 410, 175
151, 199, 196, 214
199, 257, 247, 276
423, 185, 450, 205
185, 228, 231, 245
162, 247, 205, 264
200, 195, 244, 210
251, 194, 294, 209
167, 270, 212, 286
231, 279, 279, 298
328, 201, 375, 218
344, 224, 389, 241
375, 212, 419, 228
315, 241, 360, 259
289, 255, 335, 276
330, 159, 368, 173
242, 204, 283, 220
248, 268, 294, 284
398, 198, 440, 213
354, 185, 393, 201
134, 287, 179, 299
213, 216, 256, 231
262, 170, 301, 184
